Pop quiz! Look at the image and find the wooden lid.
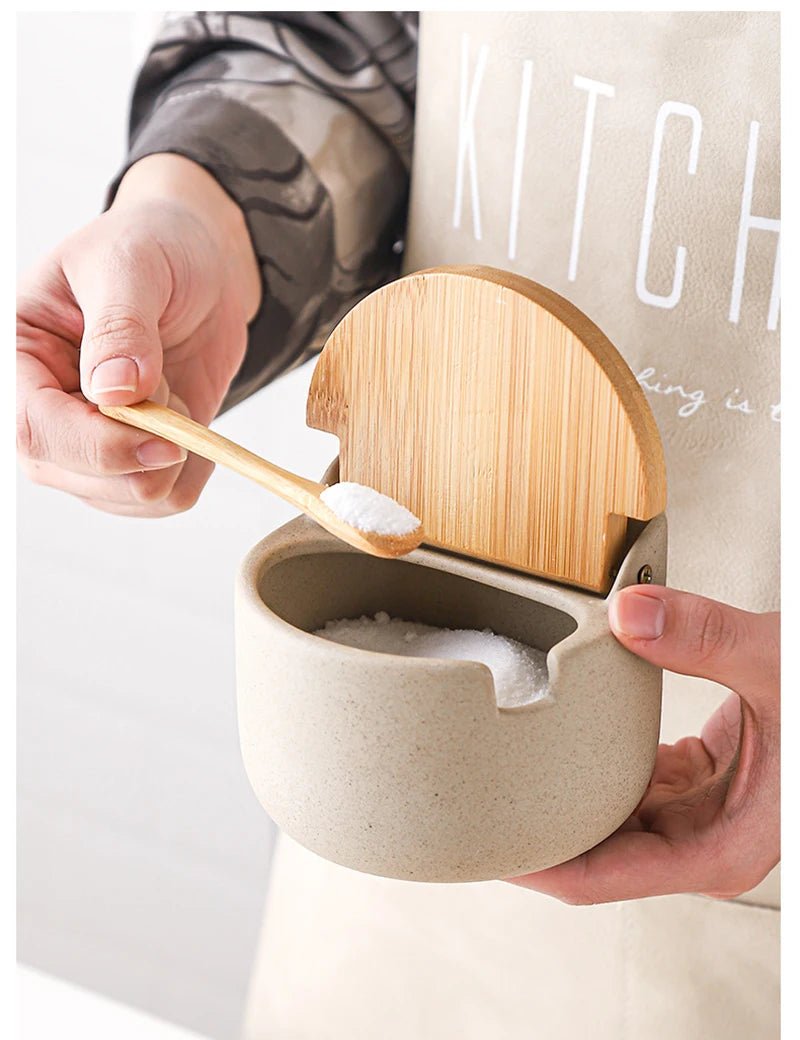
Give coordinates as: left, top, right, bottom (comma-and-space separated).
308, 266, 666, 593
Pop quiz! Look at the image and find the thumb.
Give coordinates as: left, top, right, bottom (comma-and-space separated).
608, 585, 779, 705
69, 240, 169, 405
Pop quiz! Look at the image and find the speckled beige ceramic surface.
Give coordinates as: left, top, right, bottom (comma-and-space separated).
235, 502, 666, 882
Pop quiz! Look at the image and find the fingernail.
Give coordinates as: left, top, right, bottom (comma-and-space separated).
609, 590, 666, 640
136, 438, 187, 469
90, 356, 139, 397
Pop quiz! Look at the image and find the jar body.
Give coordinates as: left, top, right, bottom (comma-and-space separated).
235, 514, 666, 882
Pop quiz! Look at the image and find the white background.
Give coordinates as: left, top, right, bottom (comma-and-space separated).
17, 12, 337, 1038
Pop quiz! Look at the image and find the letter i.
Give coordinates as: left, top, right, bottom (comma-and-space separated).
508, 60, 534, 261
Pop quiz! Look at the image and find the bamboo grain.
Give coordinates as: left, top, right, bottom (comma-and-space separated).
307, 266, 666, 593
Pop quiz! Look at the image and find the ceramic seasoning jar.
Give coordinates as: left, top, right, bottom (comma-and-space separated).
235, 267, 667, 883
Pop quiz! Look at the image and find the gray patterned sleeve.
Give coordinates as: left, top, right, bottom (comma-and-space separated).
110, 12, 418, 411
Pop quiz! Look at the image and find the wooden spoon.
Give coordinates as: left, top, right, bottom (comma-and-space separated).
99, 401, 423, 559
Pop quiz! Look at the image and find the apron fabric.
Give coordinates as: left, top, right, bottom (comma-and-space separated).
243, 835, 779, 1040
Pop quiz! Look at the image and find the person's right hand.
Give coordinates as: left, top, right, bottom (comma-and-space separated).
16, 153, 262, 516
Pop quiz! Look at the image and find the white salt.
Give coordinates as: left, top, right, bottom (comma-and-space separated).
314, 611, 550, 708
320, 482, 420, 536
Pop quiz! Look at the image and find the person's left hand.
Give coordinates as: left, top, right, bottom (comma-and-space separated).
510, 585, 780, 903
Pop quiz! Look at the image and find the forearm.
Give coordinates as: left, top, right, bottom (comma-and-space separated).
111, 12, 417, 410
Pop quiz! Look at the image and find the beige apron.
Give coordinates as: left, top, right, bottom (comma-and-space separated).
244, 13, 779, 1038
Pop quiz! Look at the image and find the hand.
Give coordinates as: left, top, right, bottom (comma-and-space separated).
17, 153, 261, 516
511, 585, 780, 903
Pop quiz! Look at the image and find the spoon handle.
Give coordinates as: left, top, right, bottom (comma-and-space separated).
99, 401, 325, 509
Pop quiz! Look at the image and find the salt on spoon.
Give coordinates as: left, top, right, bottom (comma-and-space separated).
97, 401, 424, 559
320, 482, 421, 537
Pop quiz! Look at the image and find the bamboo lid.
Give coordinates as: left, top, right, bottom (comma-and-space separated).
307, 265, 666, 593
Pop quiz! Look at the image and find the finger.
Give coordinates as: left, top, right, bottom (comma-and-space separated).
508, 828, 698, 904
149, 374, 171, 407
63, 235, 170, 405
155, 443, 215, 515
608, 585, 779, 705
19, 388, 198, 509
18, 352, 186, 476
79, 452, 214, 518
119, 383, 192, 506
19, 455, 185, 508
124, 387, 196, 504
